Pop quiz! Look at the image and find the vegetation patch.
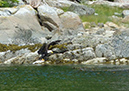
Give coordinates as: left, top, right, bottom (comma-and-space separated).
48, 43, 68, 50
61, 7, 70, 12
0, 43, 43, 52
80, 5, 124, 24
0, 0, 19, 7
60, 4, 127, 28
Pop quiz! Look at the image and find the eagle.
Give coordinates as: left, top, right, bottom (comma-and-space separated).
37, 40, 61, 60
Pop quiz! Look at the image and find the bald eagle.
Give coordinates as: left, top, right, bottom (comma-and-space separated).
38, 40, 61, 60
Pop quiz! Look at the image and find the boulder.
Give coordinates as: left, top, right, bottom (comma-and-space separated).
17, 0, 25, 5
48, 53, 64, 61
122, 15, 129, 23
0, 7, 18, 15
0, 52, 7, 63
23, 52, 39, 64
52, 7, 64, 15
0, 10, 11, 16
4, 52, 39, 64
0, 5, 46, 45
122, 10, 129, 17
4, 57, 19, 64
38, 5, 61, 32
68, 4, 95, 16
82, 47, 96, 60
95, 44, 116, 59
86, 0, 129, 9
71, 33, 111, 48
52, 48, 67, 53
81, 57, 108, 65
105, 22, 119, 28
60, 11, 84, 35
45, 0, 76, 8
14, 5, 36, 16
15, 48, 31, 56
48, 47, 96, 62
92, 28, 129, 59
33, 60, 45, 65
0, 51, 15, 63
119, 58, 129, 64
111, 29, 129, 58
64, 47, 96, 61
38, 4, 84, 37
114, 0, 129, 3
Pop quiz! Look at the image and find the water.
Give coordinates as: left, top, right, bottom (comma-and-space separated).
0, 64, 129, 91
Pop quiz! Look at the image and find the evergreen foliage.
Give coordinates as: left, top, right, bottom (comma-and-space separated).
0, 0, 19, 7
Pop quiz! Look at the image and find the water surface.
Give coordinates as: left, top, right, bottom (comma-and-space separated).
0, 64, 129, 91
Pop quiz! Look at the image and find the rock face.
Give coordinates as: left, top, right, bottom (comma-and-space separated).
0, 5, 46, 44
95, 44, 114, 58
114, 0, 129, 3
37, 4, 85, 36
45, 0, 76, 8
111, 29, 129, 58
45, 23, 129, 65
81, 57, 108, 65
0, 10, 11, 16
0, 49, 31, 63
48, 47, 96, 63
122, 10, 129, 17
1, 0, 129, 65
17, 0, 25, 5
60, 11, 84, 35
122, 15, 129, 23
0, 1, 85, 45
38, 5, 61, 32
68, 4, 95, 16
86, 0, 129, 9
4, 51, 39, 64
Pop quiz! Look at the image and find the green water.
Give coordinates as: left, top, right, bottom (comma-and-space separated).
0, 64, 129, 91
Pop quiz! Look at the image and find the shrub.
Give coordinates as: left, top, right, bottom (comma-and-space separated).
0, 0, 19, 7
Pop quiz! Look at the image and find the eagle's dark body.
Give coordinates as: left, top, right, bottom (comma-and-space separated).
70, 0, 81, 3
38, 40, 61, 60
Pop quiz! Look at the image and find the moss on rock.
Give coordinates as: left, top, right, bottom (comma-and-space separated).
0, 43, 43, 52
48, 43, 68, 50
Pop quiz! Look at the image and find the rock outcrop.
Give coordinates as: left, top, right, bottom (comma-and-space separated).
60, 11, 84, 35
45, 0, 76, 8
86, 0, 129, 9
68, 4, 95, 16
37, 4, 61, 32
0, 5, 46, 44
1, 0, 129, 65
